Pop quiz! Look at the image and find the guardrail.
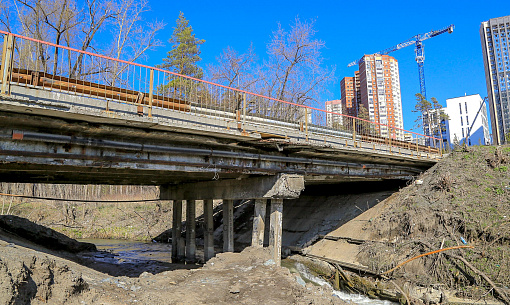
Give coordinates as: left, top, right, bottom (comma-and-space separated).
0, 31, 442, 158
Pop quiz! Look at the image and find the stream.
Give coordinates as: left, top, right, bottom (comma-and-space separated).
80, 239, 395, 304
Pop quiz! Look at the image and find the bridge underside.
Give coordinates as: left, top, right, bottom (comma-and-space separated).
0, 85, 437, 185
0, 109, 430, 185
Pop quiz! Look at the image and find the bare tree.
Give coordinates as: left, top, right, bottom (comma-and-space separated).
208, 44, 257, 90
206, 17, 334, 121
1, 0, 164, 83
105, 0, 164, 86
207, 44, 258, 110
68, 0, 118, 78
258, 17, 334, 121
266, 18, 334, 101
1, 0, 81, 73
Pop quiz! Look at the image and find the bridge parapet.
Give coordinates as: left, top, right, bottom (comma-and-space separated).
0, 30, 443, 161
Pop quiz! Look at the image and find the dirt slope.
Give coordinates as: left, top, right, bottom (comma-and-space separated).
308, 145, 510, 303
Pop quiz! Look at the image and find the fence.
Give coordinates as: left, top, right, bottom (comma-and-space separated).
0, 30, 442, 158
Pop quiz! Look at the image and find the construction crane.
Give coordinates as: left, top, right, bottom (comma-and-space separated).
347, 24, 454, 100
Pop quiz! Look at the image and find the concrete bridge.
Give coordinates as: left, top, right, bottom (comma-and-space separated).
0, 31, 441, 265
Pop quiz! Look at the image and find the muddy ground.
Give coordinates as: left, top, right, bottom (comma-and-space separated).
0, 219, 345, 305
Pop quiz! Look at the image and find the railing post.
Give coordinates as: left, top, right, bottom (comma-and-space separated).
148, 69, 154, 118
1, 34, 14, 95
242, 93, 247, 133
305, 107, 309, 142
0, 35, 7, 87
352, 117, 356, 142
388, 126, 392, 153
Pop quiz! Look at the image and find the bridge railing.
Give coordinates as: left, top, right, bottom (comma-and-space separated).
0, 31, 442, 158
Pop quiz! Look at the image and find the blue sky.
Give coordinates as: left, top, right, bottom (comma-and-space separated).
143, 0, 508, 132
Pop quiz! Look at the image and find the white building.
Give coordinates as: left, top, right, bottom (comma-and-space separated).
443, 94, 491, 147
480, 15, 510, 145
325, 100, 343, 128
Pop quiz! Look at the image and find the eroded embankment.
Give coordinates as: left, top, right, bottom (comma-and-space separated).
306, 145, 510, 305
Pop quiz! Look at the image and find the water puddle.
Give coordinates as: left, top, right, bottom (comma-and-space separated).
77, 239, 199, 277
80, 239, 173, 264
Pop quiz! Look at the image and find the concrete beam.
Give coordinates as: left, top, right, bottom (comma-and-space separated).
203, 199, 214, 261
251, 199, 266, 247
269, 199, 283, 266
223, 199, 234, 252
171, 200, 184, 261
185, 200, 196, 263
160, 174, 305, 201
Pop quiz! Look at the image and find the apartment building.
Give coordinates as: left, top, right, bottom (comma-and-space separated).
480, 15, 510, 144
325, 100, 343, 128
340, 71, 360, 117
358, 54, 404, 140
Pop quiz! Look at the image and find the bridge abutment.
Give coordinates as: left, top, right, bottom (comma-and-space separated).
160, 174, 304, 266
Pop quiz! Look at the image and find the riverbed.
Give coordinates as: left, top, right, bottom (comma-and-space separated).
80, 239, 395, 304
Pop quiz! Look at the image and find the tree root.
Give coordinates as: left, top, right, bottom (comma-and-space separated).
420, 241, 510, 305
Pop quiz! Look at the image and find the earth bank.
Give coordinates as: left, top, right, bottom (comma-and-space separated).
306, 145, 510, 304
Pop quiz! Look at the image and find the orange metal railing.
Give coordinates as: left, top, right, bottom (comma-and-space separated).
0, 31, 442, 158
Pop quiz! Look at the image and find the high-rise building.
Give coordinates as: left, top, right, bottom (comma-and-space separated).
480, 15, 510, 144
340, 71, 360, 117
325, 100, 343, 127
358, 54, 404, 140
443, 94, 491, 147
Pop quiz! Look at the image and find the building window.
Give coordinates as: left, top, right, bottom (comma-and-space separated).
462, 128, 464, 138
461, 116, 463, 126
459, 103, 462, 114
466, 116, 469, 126
465, 102, 468, 113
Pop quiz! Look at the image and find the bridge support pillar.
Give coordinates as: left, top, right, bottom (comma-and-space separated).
172, 200, 185, 261
160, 174, 305, 264
269, 199, 283, 266
203, 199, 215, 261
223, 199, 234, 252
185, 199, 196, 263
251, 199, 266, 248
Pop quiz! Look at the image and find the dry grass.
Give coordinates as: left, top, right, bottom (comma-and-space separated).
357, 145, 510, 300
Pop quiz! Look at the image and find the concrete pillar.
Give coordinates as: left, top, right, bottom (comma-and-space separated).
251, 199, 267, 247
223, 199, 234, 252
269, 199, 283, 266
171, 200, 184, 261
203, 199, 215, 261
185, 199, 196, 263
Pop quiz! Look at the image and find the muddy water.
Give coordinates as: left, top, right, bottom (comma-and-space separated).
81, 239, 394, 304
78, 239, 200, 277
80, 239, 174, 264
